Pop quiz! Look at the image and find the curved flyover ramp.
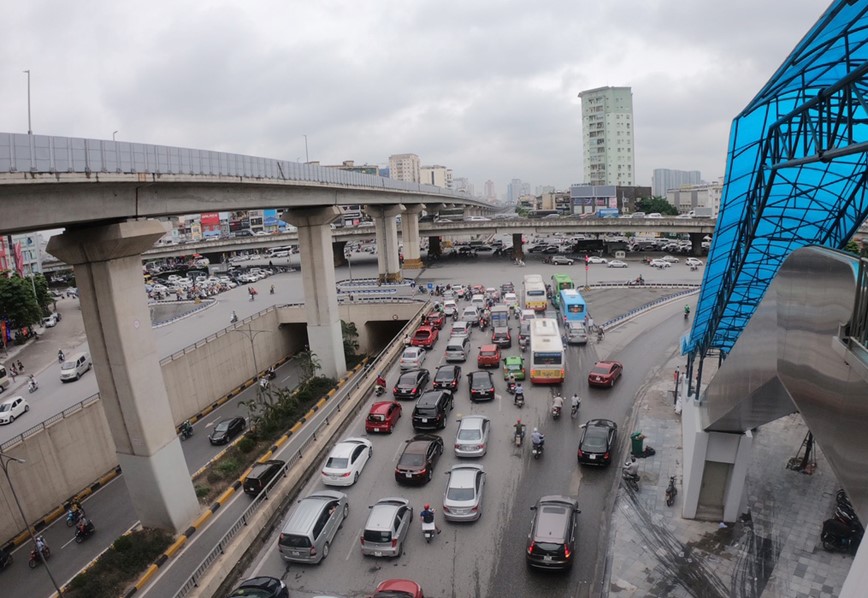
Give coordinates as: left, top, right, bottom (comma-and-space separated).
701, 246, 868, 521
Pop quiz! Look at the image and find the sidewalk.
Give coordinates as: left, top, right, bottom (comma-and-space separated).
606, 349, 852, 597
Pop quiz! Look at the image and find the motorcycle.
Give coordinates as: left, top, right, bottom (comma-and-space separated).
266, 368, 277, 380
570, 403, 580, 419
65, 508, 81, 527
665, 476, 678, 506
374, 384, 386, 396
259, 377, 270, 390
690, 265, 698, 271
684, 310, 690, 320
28, 379, 38, 393
0, 547, 12, 570
28, 538, 50, 568
230, 313, 238, 324
622, 463, 640, 490
506, 381, 516, 395
57, 351, 65, 364
519, 338, 528, 352
422, 519, 437, 543
531, 440, 544, 459
514, 426, 525, 446
74, 520, 96, 543
514, 391, 525, 408
552, 405, 562, 420
179, 420, 194, 440
821, 518, 863, 554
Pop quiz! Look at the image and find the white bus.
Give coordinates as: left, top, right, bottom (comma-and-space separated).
267, 246, 293, 258
522, 274, 547, 312
529, 318, 565, 384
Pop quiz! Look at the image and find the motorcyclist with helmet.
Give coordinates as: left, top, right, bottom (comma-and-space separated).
531, 427, 545, 450
420, 503, 441, 534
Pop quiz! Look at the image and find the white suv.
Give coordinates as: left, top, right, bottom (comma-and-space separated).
686, 257, 704, 267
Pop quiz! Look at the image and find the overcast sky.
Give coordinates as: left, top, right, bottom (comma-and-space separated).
1, 1, 830, 197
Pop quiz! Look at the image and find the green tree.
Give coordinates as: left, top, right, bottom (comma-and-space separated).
844, 240, 862, 256
0, 275, 43, 329
297, 349, 321, 383
636, 196, 679, 216
341, 320, 361, 365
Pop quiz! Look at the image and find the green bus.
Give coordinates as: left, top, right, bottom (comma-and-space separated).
551, 274, 575, 310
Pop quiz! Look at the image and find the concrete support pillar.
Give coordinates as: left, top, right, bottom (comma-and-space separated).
333, 240, 348, 268
512, 233, 524, 259
689, 233, 704, 256
428, 236, 442, 258
401, 205, 424, 269
283, 207, 347, 379
47, 220, 199, 532
367, 204, 404, 282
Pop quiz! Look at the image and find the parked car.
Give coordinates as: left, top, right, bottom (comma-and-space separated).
412, 390, 454, 431
607, 260, 628, 268
321, 437, 373, 486
468, 370, 496, 401
361, 498, 413, 557
208, 416, 246, 445
399, 347, 427, 371
443, 464, 486, 522
365, 401, 402, 434
577, 419, 618, 466
227, 576, 288, 598
526, 495, 581, 570
586, 256, 608, 264
477, 344, 502, 368
549, 256, 574, 266
395, 434, 445, 484
411, 325, 439, 350
393, 369, 431, 400
502, 355, 526, 380
0, 396, 29, 425
454, 415, 490, 457
491, 327, 512, 349
243, 460, 286, 496
685, 257, 704, 267
373, 579, 424, 598
433, 364, 462, 391
588, 361, 624, 388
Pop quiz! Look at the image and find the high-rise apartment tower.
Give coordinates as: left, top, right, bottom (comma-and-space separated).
578, 86, 635, 186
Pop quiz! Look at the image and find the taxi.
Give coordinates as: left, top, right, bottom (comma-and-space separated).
502, 355, 526, 381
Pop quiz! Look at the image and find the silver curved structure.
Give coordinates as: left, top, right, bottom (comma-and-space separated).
702, 246, 868, 519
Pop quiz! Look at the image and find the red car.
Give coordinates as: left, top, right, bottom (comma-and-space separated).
411, 325, 439, 350
425, 312, 445, 329
374, 579, 424, 598
588, 361, 623, 388
477, 344, 502, 368
365, 401, 402, 433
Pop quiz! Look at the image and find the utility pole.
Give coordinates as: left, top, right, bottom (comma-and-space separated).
23, 70, 32, 135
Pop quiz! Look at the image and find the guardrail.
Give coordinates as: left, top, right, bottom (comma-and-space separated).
0, 393, 101, 451
172, 302, 429, 598
151, 299, 217, 328
599, 286, 700, 331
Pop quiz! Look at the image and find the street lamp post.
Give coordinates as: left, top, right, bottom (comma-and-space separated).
23, 70, 32, 135
113, 130, 118, 141
0, 451, 64, 596
303, 135, 309, 163
228, 323, 271, 399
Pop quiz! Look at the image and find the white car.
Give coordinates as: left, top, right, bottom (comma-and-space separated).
442, 300, 458, 317
649, 259, 672, 268
503, 292, 519, 309
43, 313, 58, 327
399, 347, 427, 370
0, 396, 29, 425
686, 258, 704, 267
661, 255, 680, 263
321, 437, 373, 486
607, 260, 628, 268
450, 321, 471, 338
586, 256, 608, 264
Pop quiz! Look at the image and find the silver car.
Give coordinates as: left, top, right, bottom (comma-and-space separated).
442, 464, 486, 522
461, 306, 480, 326
360, 497, 413, 557
454, 415, 490, 457
399, 347, 426, 370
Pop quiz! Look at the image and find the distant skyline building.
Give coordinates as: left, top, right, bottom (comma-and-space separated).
453, 177, 474, 197
666, 177, 723, 217
507, 179, 531, 203
388, 153, 421, 183
652, 168, 702, 198
578, 86, 635, 187
331, 160, 380, 176
535, 185, 555, 196
420, 165, 453, 189
484, 180, 497, 201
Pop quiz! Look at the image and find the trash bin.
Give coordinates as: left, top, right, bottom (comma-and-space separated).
630, 432, 646, 457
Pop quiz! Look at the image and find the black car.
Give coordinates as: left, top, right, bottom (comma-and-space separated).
243, 459, 287, 496
468, 371, 495, 401
394, 434, 445, 484
500, 282, 515, 294
528, 244, 548, 253
542, 245, 560, 254
227, 576, 289, 598
393, 368, 430, 400
412, 390, 454, 431
491, 326, 512, 348
577, 419, 618, 467
526, 495, 581, 570
208, 416, 246, 445
433, 364, 461, 391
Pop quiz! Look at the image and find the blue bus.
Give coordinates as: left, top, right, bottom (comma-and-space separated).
559, 289, 587, 323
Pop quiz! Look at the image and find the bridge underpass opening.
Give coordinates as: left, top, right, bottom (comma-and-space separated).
364, 319, 410, 354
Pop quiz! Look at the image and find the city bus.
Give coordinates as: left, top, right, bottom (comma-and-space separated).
267, 246, 293, 259
529, 318, 565, 384
523, 274, 547, 312
559, 289, 587, 323
550, 274, 574, 309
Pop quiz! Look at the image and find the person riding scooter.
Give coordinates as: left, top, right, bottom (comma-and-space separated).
420, 503, 441, 535
570, 393, 581, 418
28, 375, 38, 393
375, 373, 387, 396
623, 456, 640, 482
552, 394, 564, 419
513, 419, 526, 443
684, 304, 691, 319
58, 349, 65, 363
513, 383, 525, 406
230, 311, 238, 324
179, 420, 193, 439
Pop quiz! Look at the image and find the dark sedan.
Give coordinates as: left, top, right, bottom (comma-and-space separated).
393, 368, 430, 400
432, 364, 461, 391
394, 434, 444, 484
577, 419, 618, 466
587, 361, 624, 388
208, 416, 246, 445
491, 326, 512, 348
227, 576, 288, 598
468, 370, 495, 402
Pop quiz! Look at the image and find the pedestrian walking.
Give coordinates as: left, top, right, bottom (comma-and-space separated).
16, 360, 23, 372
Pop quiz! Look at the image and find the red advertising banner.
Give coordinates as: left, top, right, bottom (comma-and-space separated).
200, 212, 220, 227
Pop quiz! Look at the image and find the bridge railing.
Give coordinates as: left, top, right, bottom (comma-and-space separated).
0, 393, 101, 452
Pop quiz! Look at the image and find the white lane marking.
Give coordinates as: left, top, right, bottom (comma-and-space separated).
345, 525, 365, 560
61, 535, 77, 549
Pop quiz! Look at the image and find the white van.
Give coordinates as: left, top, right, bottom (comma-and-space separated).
444, 336, 470, 362
60, 352, 91, 382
